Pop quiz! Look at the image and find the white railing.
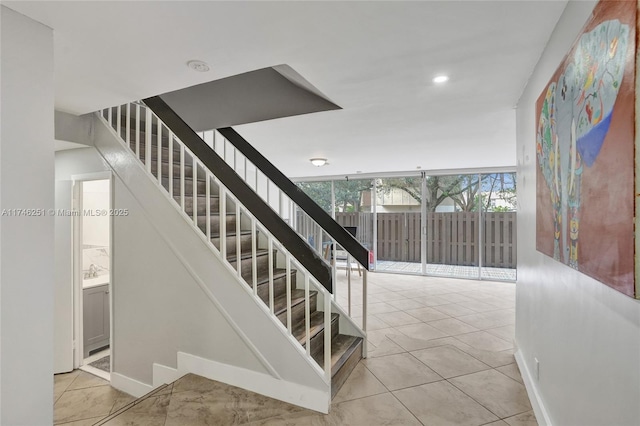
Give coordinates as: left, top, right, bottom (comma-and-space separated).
98, 102, 362, 381
197, 129, 368, 325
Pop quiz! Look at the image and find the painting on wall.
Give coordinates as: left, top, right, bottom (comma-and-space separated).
535, 0, 637, 298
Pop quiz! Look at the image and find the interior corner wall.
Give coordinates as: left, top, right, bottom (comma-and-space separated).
0, 6, 55, 425
515, 1, 640, 425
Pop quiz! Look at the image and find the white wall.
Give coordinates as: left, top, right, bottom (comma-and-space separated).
0, 6, 55, 424
515, 2, 640, 425
82, 179, 110, 248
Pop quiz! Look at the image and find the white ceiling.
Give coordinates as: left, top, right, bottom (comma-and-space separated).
6, 1, 567, 178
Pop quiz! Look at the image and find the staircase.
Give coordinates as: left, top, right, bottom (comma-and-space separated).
103, 104, 364, 399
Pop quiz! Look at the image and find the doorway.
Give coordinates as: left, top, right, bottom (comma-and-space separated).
73, 176, 112, 380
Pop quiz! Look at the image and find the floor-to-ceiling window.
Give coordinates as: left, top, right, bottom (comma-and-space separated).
295, 170, 516, 281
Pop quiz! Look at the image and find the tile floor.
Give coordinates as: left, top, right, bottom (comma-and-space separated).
374, 260, 517, 281
54, 272, 536, 426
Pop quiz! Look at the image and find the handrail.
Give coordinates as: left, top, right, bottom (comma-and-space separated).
216, 127, 370, 270
143, 96, 333, 292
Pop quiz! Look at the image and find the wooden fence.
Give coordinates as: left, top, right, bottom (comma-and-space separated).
335, 212, 516, 268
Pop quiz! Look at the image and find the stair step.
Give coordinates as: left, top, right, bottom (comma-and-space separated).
274, 289, 318, 327
321, 335, 363, 399
161, 177, 206, 194
227, 249, 272, 280
149, 159, 207, 182
253, 268, 297, 304
196, 213, 237, 235
293, 311, 339, 346
210, 231, 253, 254
176, 195, 221, 215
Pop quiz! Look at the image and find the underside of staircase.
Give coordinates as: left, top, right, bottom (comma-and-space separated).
119, 116, 363, 399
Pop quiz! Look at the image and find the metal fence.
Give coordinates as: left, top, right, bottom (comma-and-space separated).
335, 212, 516, 268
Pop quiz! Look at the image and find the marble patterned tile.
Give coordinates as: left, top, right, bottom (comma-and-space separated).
504, 410, 539, 426
387, 334, 457, 352
330, 393, 421, 426
395, 322, 448, 341
54, 385, 123, 424
428, 318, 480, 336
455, 331, 514, 352
66, 371, 110, 391
332, 363, 388, 403
366, 327, 401, 347
496, 363, 524, 384
54, 371, 80, 403
374, 311, 423, 327
103, 394, 170, 425
411, 345, 491, 379
110, 392, 137, 414
404, 307, 450, 322
486, 324, 516, 342
394, 381, 498, 426
449, 370, 532, 418
56, 416, 105, 425
245, 412, 330, 425
412, 295, 452, 307
386, 298, 426, 311
363, 353, 442, 390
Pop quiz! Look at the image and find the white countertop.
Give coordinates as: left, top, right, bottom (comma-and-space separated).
83, 273, 109, 289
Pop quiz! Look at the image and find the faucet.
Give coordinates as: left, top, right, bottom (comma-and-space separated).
89, 264, 98, 278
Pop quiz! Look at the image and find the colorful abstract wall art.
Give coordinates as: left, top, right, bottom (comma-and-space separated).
535, 0, 637, 298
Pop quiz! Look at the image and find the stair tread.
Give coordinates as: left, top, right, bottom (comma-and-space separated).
316, 334, 362, 377
226, 248, 269, 262
292, 311, 339, 345
210, 230, 252, 239
272, 288, 313, 317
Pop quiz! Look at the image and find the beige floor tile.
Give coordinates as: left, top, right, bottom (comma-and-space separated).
387, 334, 457, 352
330, 393, 421, 426
110, 391, 137, 414
412, 295, 452, 306
428, 318, 480, 336
432, 303, 477, 317
394, 380, 498, 426
332, 362, 388, 403
66, 371, 110, 391
372, 291, 408, 302
386, 298, 426, 311
245, 412, 330, 425
449, 370, 532, 418
366, 327, 401, 346
486, 324, 516, 341
504, 410, 538, 426
411, 345, 491, 378
404, 306, 450, 322
54, 385, 122, 424
103, 394, 170, 425
496, 363, 524, 384
367, 302, 401, 314
457, 300, 503, 313
395, 322, 449, 341
367, 337, 406, 358
439, 293, 474, 304
363, 353, 441, 390
352, 315, 390, 331
455, 331, 514, 352
54, 371, 81, 403
484, 421, 510, 426
374, 311, 423, 327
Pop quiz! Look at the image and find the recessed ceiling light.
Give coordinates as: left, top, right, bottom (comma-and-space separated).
310, 158, 328, 167
187, 60, 210, 72
433, 75, 449, 84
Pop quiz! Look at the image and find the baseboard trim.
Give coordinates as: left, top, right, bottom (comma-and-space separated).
152, 363, 182, 388
515, 350, 552, 426
176, 352, 330, 414
110, 372, 153, 398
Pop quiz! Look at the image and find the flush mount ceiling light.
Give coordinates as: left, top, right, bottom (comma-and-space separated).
433, 75, 449, 84
310, 158, 328, 167
187, 60, 210, 72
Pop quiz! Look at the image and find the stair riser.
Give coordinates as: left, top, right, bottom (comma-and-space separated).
309, 315, 340, 361
149, 160, 199, 181
160, 178, 207, 194
177, 196, 221, 215
277, 292, 318, 327
211, 233, 253, 255
256, 271, 297, 303
197, 215, 237, 235
233, 252, 272, 282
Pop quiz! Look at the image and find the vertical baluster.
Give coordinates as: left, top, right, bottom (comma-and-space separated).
157, 124, 163, 182
180, 145, 185, 211
305, 274, 311, 357
278, 190, 283, 218
205, 172, 211, 241
286, 254, 292, 334
347, 255, 352, 316
244, 157, 248, 182
108, 106, 113, 128
116, 105, 122, 138
324, 289, 331, 380
125, 104, 130, 147
135, 104, 140, 158
220, 188, 227, 261
268, 239, 274, 314
192, 156, 198, 228
251, 220, 257, 296
145, 108, 152, 174
362, 269, 368, 357
168, 132, 174, 198
236, 203, 242, 279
